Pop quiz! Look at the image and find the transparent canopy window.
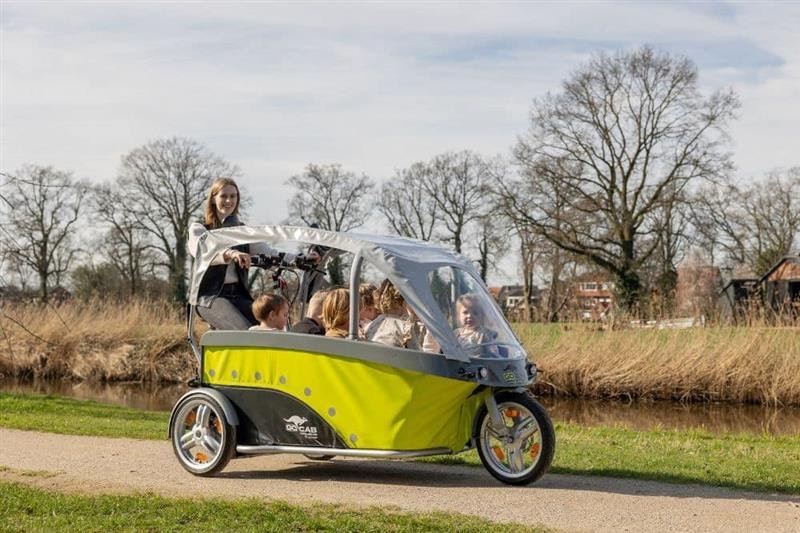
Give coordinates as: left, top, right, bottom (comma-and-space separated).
429, 266, 524, 360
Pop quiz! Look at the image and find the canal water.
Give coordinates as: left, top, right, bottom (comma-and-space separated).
2, 378, 799, 436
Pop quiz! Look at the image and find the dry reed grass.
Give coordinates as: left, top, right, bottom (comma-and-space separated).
2, 300, 798, 406
519, 322, 800, 406
0, 299, 199, 383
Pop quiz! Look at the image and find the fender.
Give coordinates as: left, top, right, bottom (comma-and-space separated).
167, 388, 240, 439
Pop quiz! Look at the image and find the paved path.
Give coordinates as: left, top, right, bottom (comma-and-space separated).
1, 428, 798, 532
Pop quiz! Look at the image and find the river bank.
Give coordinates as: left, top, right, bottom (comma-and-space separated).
5, 378, 800, 436
1, 300, 798, 406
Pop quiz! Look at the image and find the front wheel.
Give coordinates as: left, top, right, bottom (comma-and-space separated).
170, 393, 237, 476
475, 391, 555, 486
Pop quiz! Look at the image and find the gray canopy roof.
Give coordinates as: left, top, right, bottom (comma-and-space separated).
188, 225, 485, 359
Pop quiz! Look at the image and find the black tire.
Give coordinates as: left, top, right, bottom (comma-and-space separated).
474, 391, 555, 486
303, 454, 335, 461
170, 393, 237, 476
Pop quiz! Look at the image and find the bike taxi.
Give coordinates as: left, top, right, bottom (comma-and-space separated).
170, 225, 555, 485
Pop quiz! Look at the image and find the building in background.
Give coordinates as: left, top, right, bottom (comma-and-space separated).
571, 271, 614, 320
489, 285, 542, 322
759, 255, 800, 315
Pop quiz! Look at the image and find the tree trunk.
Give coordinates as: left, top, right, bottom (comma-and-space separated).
546, 248, 564, 322
615, 269, 642, 315
171, 246, 188, 303
38, 269, 48, 303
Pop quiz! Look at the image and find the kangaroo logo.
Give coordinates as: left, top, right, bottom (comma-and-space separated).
283, 415, 318, 437
283, 416, 308, 426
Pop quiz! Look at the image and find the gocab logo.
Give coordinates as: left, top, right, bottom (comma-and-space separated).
283, 415, 318, 437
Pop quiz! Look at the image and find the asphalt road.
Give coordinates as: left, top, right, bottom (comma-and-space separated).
1, 428, 798, 532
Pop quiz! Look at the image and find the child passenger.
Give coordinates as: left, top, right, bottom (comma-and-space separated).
291, 289, 328, 335
365, 280, 413, 347
365, 279, 438, 351
358, 283, 379, 338
249, 294, 289, 331
454, 294, 497, 349
322, 288, 350, 338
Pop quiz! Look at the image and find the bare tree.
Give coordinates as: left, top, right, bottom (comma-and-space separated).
285, 163, 375, 285
692, 168, 800, 276
498, 46, 738, 311
475, 211, 509, 282
118, 137, 238, 302
0, 166, 87, 302
377, 162, 439, 241
643, 186, 693, 314
92, 183, 157, 296
285, 163, 375, 232
423, 151, 489, 254
515, 226, 539, 322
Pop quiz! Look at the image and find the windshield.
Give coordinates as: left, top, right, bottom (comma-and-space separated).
428, 266, 525, 360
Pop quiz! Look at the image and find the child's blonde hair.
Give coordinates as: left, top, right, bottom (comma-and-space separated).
252, 293, 288, 323
322, 288, 350, 335
359, 283, 378, 309
378, 279, 404, 314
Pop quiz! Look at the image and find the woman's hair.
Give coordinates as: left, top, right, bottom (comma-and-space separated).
359, 283, 377, 309
322, 288, 350, 334
378, 279, 405, 314
252, 293, 288, 323
204, 177, 240, 229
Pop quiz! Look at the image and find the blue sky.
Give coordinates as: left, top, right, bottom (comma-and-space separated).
2, 1, 799, 281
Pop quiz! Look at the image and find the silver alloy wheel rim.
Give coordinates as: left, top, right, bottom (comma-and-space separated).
480, 401, 543, 479
173, 398, 225, 472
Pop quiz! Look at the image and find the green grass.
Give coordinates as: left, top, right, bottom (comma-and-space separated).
423, 423, 800, 494
0, 392, 167, 440
0, 480, 546, 532
2, 392, 799, 494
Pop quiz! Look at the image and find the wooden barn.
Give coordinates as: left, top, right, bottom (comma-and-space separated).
759, 255, 800, 314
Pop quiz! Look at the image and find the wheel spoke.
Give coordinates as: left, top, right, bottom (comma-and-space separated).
197, 441, 214, 458
197, 405, 210, 428
513, 417, 540, 442
180, 431, 195, 450
508, 444, 525, 473
486, 423, 507, 439
203, 435, 220, 455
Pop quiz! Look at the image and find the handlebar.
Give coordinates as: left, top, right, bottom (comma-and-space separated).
250, 254, 322, 273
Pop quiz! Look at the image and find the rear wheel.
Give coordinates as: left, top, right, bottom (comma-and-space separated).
475, 391, 555, 485
170, 393, 236, 476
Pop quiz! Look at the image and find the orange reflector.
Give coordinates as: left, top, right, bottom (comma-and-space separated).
213, 418, 222, 434
186, 411, 196, 425
504, 409, 518, 418
492, 446, 505, 461
195, 452, 208, 462
530, 443, 541, 459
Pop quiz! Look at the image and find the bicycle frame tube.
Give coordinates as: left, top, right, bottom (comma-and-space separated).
348, 251, 364, 340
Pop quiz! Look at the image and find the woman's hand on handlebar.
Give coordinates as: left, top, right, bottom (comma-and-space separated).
224, 249, 251, 268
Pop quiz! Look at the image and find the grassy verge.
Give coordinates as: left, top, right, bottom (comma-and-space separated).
0, 392, 167, 439
424, 424, 800, 494
2, 393, 798, 494
0, 480, 545, 532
